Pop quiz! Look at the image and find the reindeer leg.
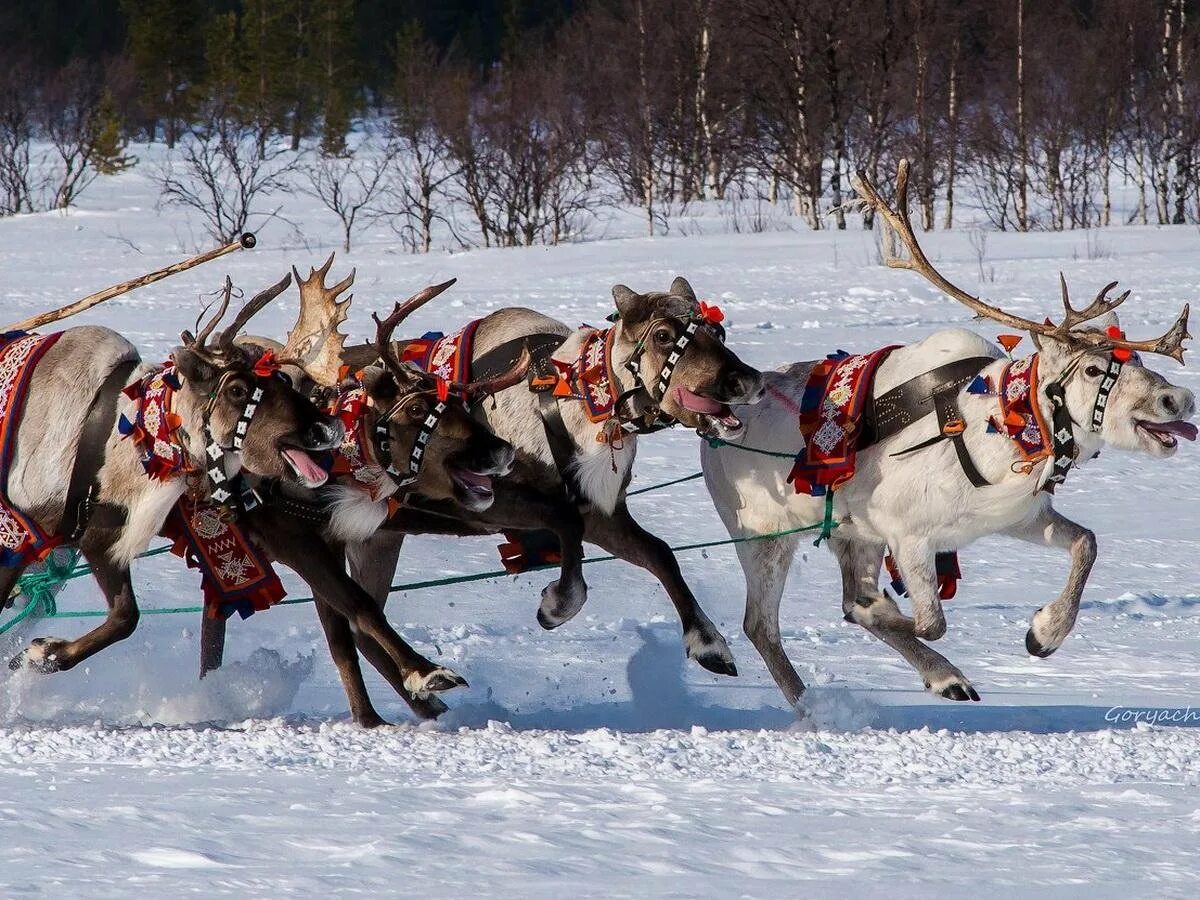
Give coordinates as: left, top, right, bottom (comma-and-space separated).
398, 488, 588, 629
583, 503, 736, 676
10, 542, 139, 673
890, 538, 947, 640
1001, 504, 1096, 658
199, 615, 227, 678
250, 517, 466, 699
326, 535, 447, 723
834, 537, 980, 701
734, 534, 805, 707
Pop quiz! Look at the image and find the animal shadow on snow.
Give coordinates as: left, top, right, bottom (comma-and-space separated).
444, 625, 800, 732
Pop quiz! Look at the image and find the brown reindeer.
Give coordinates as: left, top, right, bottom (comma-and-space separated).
202, 270, 763, 725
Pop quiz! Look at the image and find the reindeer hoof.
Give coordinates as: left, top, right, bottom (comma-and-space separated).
1025, 629, 1055, 658
684, 628, 738, 677
925, 670, 980, 702
355, 711, 390, 729
406, 694, 449, 720
536, 578, 587, 630
10, 638, 67, 673
403, 667, 467, 698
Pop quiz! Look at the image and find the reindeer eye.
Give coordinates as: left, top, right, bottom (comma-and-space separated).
654, 327, 675, 347
225, 380, 250, 404
1085, 365, 1104, 378
407, 399, 430, 420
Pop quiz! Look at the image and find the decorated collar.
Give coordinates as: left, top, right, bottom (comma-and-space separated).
328, 374, 400, 503
119, 364, 192, 481
119, 350, 281, 510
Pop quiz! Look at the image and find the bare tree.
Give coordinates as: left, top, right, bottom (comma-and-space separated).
158, 104, 298, 242
0, 61, 37, 216
300, 137, 391, 251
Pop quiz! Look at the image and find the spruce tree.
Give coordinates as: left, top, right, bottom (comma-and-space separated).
120, 0, 207, 146
91, 89, 136, 175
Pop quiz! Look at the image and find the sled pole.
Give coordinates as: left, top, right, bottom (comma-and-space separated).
3, 232, 258, 333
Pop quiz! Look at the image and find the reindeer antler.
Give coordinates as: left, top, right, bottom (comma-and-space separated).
280, 253, 356, 385
853, 160, 1191, 363
458, 346, 531, 399
218, 273, 293, 352
371, 279, 458, 383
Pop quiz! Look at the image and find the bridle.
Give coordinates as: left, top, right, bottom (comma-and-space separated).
199, 354, 287, 509
1039, 335, 1131, 490
615, 305, 727, 436
371, 385, 451, 491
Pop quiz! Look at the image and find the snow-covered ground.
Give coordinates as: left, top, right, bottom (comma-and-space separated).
2, 151, 1199, 896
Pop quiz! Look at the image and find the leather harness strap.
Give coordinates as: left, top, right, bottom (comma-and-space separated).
58, 358, 138, 540
861, 355, 997, 488
471, 332, 588, 503
472, 333, 568, 384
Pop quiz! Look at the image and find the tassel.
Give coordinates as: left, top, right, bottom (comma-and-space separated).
997, 334, 1023, 354
966, 375, 990, 395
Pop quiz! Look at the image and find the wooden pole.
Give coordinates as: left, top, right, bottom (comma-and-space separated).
3, 233, 257, 333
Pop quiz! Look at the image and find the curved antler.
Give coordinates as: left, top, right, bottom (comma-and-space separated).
218, 273, 294, 352
371, 279, 458, 383
853, 160, 1191, 363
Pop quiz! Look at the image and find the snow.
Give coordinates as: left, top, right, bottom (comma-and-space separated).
2, 148, 1200, 896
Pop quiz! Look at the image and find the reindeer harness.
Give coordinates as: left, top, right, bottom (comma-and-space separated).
0, 331, 139, 567
463, 302, 725, 502
879, 340, 1128, 493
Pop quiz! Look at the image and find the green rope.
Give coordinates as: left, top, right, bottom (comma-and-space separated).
814, 492, 837, 547
627, 471, 704, 495
0, 549, 80, 636
704, 435, 798, 459
17, 520, 835, 622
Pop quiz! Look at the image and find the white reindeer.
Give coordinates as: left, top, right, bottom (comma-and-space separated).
702, 162, 1195, 707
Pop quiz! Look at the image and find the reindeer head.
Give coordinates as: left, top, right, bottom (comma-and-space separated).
610, 276, 764, 438
1031, 310, 1196, 459
368, 281, 522, 512
855, 160, 1197, 462
174, 274, 345, 491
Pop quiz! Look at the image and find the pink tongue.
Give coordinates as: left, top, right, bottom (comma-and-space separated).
454, 469, 493, 490
1154, 420, 1198, 441
674, 386, 723, 415
283, 448, 329, 487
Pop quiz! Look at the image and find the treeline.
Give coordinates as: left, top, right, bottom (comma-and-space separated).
3, 1, 1200, 246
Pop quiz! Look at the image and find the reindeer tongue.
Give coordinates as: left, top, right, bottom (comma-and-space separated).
674, 386, 723, 415
1147, 420, 1198, 441
282, 448, 329, 488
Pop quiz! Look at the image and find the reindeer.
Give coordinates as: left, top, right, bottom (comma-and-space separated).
199, 257, 527, 719
0, 274, 347, 674
702, 161, 1195, 708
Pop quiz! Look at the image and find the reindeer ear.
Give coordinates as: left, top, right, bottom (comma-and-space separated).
612, 284, 652, 324
1030, 331, 1071, 363
172, 346, 217, 386
669, 276, 697, 303
1093, 310, 1121, 331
